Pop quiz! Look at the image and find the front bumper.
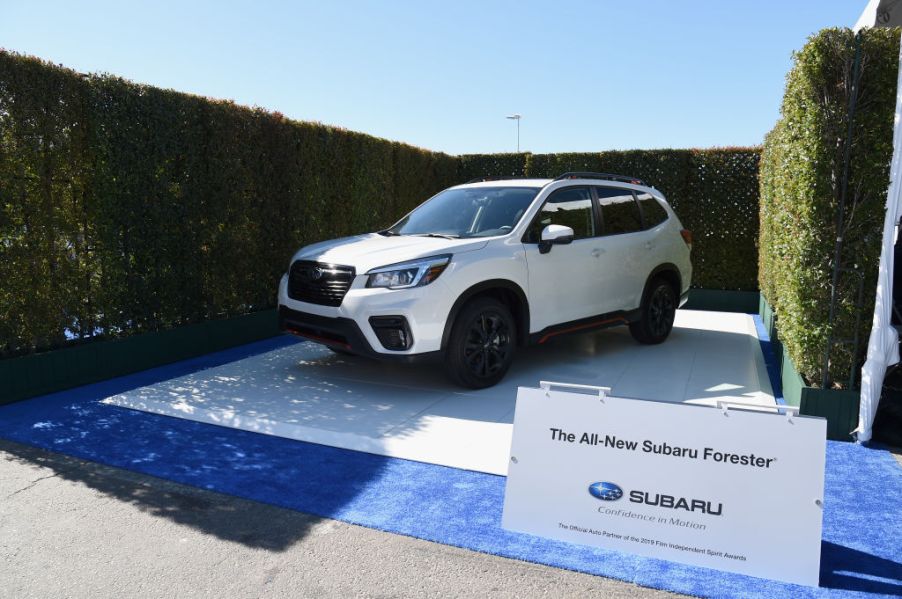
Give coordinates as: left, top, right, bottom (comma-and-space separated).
279, 306, 438, 361
277, 273, 451, 358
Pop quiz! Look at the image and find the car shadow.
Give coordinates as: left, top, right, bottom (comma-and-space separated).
0, 438, 328, 551
0, 337, 392, 551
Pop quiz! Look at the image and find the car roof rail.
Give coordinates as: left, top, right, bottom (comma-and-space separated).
464, 176, 533, 184
554, 172, 647, 186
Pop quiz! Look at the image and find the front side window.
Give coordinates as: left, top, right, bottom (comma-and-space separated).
596, 187, 642, 235
387, 186, 539, 238
636, 192, 669, 229
525, 187, 594, 242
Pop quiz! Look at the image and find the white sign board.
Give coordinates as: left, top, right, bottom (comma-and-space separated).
502, 384, 827, 587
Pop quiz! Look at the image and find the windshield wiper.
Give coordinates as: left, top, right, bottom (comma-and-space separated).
377, 229, 399, 236
415, 233, 460, 240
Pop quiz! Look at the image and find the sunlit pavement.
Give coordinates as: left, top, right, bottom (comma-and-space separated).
0, 438, 683, 599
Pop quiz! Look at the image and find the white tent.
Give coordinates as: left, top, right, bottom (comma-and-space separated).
855, 0, 902, 442
855, 0, 902, 30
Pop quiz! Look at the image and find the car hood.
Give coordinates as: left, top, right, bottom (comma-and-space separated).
290, 234, 490, 273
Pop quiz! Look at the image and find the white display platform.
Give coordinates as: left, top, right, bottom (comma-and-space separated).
103, 310, 775, 475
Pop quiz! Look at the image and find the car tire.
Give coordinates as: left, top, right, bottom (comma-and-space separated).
629, 278, 677, 345
444, 297, 516, 389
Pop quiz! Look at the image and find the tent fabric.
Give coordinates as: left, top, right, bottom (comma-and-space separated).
857, 30, 902, 443
855, 0, 902, 31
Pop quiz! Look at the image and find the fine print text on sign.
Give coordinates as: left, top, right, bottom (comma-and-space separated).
502, 384, 827, 587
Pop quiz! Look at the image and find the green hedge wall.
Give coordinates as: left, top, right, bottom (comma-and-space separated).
457, 153, 528, 181
759, 28, 898, 387
0, 51, 458, 357
460, 148, 761, 292
1, 50, 762, 359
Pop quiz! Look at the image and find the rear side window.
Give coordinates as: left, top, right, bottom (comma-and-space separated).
525, 187, 594, 242
636, 192, 669, 229
596, 187, 642, 235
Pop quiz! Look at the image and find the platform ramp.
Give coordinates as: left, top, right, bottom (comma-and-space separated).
104, 310, 775, 475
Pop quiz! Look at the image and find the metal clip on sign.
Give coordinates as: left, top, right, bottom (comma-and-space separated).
539, 381, 611, 401
716, 399, 801, 423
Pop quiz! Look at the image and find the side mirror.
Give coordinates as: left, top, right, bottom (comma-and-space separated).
538, 224, 574, 254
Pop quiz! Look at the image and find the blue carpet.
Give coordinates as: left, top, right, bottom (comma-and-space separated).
0, 333, 900, 598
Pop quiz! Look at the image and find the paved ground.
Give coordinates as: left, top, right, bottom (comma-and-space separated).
0, 439, 681, 599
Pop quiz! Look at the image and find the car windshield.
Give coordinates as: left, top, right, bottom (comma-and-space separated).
386, 186, 540, 238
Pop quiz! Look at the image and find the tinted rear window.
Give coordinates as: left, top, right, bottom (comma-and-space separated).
636, 192, 669, 229
596, 187, 642, 235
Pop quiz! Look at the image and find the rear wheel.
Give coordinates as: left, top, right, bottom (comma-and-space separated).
629, 278, 677, 344
444, 297, 516, 388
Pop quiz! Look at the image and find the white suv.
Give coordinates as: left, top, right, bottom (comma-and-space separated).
278, 172, 692, 388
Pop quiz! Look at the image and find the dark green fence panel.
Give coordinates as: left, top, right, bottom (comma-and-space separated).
0, 310, 280, 406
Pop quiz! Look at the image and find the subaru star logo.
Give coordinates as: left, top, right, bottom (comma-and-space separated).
300, 266, 324, 282
588, 481, 623, 501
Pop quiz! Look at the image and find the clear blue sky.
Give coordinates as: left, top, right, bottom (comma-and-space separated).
1, 0, 864, 155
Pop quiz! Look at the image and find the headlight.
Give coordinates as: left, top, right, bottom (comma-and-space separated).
366, 255, 451, 290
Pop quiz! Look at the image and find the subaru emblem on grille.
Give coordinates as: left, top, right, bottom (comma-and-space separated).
289, 261, 353, 307
299, 266, 324, 282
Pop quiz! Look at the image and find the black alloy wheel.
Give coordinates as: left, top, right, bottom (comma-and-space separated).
629, 279, 677, 344
648, 284, 676, 338
445, 297, 516, 388
463, 312, 512, 379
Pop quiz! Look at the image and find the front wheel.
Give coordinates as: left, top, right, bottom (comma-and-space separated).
444, 297, 516, 388
629, 279, 677, 344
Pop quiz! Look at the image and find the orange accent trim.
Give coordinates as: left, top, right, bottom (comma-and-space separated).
538, 317, 628, 344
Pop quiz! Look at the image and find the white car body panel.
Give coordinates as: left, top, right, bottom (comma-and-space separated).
292, 234, 489, 274
278, 177, 692, 358
523, 238, 605, 331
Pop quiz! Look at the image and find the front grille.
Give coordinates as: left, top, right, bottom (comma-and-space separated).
288, 261, 355, 307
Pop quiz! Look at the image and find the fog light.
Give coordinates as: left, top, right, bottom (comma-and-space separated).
369, 316, 413, 351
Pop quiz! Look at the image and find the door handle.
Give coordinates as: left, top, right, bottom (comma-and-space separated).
591, 248, 605, 257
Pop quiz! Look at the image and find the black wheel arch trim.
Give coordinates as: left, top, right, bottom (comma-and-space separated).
441, 279, 530, 350
639, 263, 683, 308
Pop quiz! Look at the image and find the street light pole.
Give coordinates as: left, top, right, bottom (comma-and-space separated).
506, 114, 522, 152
